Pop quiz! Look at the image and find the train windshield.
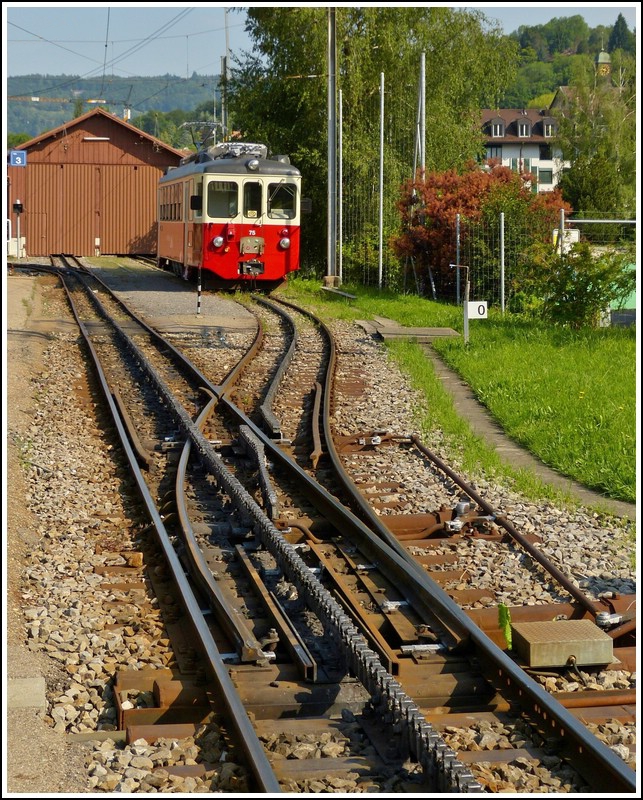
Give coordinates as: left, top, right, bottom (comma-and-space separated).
243, 182, 263, 218
207, 180, 238, 218
268, 183, 297, 220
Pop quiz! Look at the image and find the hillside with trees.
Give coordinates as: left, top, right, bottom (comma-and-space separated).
502, 12, 636, 107
6, 73, 220, 140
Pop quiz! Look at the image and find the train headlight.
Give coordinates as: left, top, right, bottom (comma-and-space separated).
279, 237, 291, 250
247, 159, 259, 171
212, 236, 224, 247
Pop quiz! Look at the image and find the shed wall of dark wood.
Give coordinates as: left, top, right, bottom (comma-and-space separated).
7, 110, 183, 257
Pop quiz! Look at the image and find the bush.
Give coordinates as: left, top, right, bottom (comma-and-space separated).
517, 241, 635, 328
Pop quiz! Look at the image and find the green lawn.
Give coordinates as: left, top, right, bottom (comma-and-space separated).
275, 277, 637, 506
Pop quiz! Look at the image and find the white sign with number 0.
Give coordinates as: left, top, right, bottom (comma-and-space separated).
467, 301, 488, 319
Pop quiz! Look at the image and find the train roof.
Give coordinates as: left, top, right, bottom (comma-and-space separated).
160, 141, 301, 182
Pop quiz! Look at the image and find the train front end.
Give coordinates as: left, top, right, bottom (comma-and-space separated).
158, 143, 302, 287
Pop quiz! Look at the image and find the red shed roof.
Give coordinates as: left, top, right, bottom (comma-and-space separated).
18, 106, 185, 159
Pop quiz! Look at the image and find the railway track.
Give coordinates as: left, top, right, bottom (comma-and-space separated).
11, 257, 637, 793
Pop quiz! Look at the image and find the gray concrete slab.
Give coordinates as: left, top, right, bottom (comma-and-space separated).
7, 677, 47, 710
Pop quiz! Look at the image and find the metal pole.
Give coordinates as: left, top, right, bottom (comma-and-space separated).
456, 213, 461, 304
500, 211, 505, 313
559, 207, 565, 256
464, 267, 470, 345
420, 52, 425, 180
327, 8, 337, 281
197, 266, 202, 315
378, 71, 384, 290
338, 88, 343, 285
16, 212, 22, 259
222, 8, 230, 139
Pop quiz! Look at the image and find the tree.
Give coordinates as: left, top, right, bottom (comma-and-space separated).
502, 61, 554, 107
553, 50, 636, 215
518, 241, 635, 328
227, 6, 518, 278
542, 16, 589, 53
558, 153, 622, 216
7, 132, 31, 148
608, 14, 635, 54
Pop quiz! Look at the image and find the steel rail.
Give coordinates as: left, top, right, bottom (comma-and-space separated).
174, 391, 267, 664
58, 270, 636, 793
252, 294, 299, 437
266, 295, 637, 794
57, 270, 283, 793
410, 435, 599, 616
64, 268, 477, 787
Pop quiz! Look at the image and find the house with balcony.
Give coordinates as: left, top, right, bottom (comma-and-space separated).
480, 107, 569, 193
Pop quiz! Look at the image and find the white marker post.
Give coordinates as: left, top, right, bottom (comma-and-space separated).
450, 263, 469, 343
197, 265, 202, 316
450, 263, 487, 344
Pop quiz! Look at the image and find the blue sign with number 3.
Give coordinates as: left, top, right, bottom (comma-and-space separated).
10, 150, 27, 166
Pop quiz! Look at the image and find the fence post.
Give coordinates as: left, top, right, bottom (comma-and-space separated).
456, 213, 461, 304
500, 211, 505, 313
559, 208, 565, 257
378, 71, 384, 289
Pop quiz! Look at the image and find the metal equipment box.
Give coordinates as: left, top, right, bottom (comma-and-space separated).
511, 619, 613, 667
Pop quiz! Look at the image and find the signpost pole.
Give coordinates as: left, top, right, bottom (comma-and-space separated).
463, 266, 470, 345
197, 266, 202, 315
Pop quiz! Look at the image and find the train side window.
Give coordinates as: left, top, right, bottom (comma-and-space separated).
243, 182, 262, 219
191, 181, 203, 216
268, 183, 297, 220
207, 181, 238, 218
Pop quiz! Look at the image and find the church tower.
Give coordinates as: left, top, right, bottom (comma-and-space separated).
595, 49, 612, 79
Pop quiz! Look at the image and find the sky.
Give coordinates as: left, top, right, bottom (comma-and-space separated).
3, 2, 640, 80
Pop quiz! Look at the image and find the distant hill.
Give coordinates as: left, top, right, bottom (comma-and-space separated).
7, 73, 220, 139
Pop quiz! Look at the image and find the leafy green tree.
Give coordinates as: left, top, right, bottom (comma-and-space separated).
503, 61, 554, 106
608, 13, 635, 54
227, 6, 518, 277
554, 50, 636, 215
542, 16, 589, 53
515, 26, 550, 61
7, 132, 31, 148
527, 92, 555, 109
558, 154, 621, 215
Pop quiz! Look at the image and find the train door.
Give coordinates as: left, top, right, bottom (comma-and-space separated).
184, 181, 193, 269
186, 178, 204, 269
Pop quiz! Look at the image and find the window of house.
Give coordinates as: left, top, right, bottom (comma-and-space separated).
486, 146, 502, 161
517, 122, 531, 137
511, 158, 531, 173
539, 144, 552, 160
492, 122, 504, 137
539, 169, 553, 184
543, 122, 554, 137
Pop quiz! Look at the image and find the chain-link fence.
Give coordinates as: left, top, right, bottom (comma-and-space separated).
457, 212, 636, 311
335, 68, 636, 312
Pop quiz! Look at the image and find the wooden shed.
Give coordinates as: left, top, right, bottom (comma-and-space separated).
7, 107, 185, 257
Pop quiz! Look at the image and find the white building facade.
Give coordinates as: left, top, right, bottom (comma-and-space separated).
480, 108, 569, 193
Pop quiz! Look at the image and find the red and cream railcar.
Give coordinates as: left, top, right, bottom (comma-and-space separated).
157, 142, 301, 286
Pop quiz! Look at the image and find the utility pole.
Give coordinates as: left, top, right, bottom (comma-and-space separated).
326, 7, 338, 285
221, 9, 230, 140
